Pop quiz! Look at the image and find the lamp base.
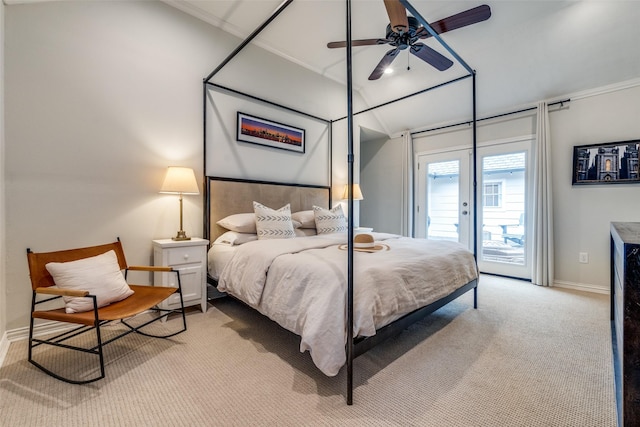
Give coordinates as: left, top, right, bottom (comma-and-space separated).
172, 230, 191, 241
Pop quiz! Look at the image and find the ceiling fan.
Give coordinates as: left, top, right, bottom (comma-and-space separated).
327, 1, 491, 80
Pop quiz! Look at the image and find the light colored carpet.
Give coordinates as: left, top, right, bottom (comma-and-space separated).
0, 276, 616, 426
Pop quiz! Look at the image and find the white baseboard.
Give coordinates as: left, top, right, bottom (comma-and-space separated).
554, 280, 609, 295
1, 311, 159, 368
7, 321, 76, 343
0, 332, 10, 368
0, 322, 80, 368
0, 321, 90, 368
3, 321, 79, 364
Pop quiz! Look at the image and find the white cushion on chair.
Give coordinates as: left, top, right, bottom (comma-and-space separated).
45, 250, 134, 314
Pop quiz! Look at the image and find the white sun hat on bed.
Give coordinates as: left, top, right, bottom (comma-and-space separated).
339, 233, 389, 252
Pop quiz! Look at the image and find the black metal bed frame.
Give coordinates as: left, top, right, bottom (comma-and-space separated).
203, 0, 478, 405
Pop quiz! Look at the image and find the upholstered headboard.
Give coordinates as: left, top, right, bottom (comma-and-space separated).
206, 177, 331, 242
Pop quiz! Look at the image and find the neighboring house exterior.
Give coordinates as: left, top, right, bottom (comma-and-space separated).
426, 152, 525, 244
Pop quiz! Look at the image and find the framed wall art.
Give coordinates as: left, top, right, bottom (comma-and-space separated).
236, 112, 305, 153
572, 139, 640, 185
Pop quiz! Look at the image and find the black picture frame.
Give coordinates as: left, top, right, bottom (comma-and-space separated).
572, 139, 640, 185
236, 112, 305, 153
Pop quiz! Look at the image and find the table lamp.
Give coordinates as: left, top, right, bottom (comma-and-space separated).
342, 183, 364, 200
160, 166, 200, 241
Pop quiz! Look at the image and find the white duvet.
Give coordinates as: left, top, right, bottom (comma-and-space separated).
217, 233, 478, 376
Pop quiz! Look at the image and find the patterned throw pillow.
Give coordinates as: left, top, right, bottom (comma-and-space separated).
253, 201, 295, 240
313, 205, 348, 234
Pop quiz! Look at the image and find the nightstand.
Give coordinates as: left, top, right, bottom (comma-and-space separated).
153, 238, 209, 314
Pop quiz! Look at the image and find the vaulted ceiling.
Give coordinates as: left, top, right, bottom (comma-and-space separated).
167, 0, 640, 136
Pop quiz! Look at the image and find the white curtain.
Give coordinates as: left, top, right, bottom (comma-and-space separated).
400, 131, 414, 237
532, 101, 554, 286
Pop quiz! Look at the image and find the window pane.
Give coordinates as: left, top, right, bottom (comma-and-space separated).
481, 153, 525, 265
483, 182, 501, 207
427, 160, 459, 242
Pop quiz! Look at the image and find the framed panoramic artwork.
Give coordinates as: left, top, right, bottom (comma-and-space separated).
236, 112, 305, 153
572, 139, 640, 185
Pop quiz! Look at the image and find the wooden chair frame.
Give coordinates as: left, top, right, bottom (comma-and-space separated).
26, 238, 187, 384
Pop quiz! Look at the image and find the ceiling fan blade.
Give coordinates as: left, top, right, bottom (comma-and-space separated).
416, 4, 492, 39
384, 0, 409, 34
369, 48, 401, 80
327, 38, 389, 49
410, 43, 454, 71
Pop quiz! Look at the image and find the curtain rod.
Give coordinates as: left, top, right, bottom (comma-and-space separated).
412, 98, 570, 136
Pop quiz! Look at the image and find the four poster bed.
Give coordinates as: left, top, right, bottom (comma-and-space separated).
202, 0, 481, 404
206, 177, 478, 378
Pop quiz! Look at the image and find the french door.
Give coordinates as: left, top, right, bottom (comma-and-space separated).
417, 138, 533, 280
416, 150, 472, 247
476, 140, 532, 279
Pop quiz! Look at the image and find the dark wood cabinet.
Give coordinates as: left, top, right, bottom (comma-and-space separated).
610, 222, 640, 427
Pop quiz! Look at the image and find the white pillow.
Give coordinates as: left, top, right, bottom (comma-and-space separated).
216, 213, 256, 233
217, 213, 300, 232
292, 210, 316, 229
313, 205, 348, 234
295, 228, 317, 237
45, 250, 134, 314
213, 231, 259, 246
253, 201, 295, 240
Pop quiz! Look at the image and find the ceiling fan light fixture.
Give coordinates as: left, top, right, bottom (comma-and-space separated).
327, 4, 491, 81
384, 67, 394, 75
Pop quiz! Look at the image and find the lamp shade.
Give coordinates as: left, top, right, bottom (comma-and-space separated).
342, 183, 363, 200
159, 167, 200, 195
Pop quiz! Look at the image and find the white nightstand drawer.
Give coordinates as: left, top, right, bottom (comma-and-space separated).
167, 246, 203, 266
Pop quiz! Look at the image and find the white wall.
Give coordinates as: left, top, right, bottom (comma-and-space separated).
204, 51, 385, 204
361, 134, 403, 234
3, 1, 379, 333
1, 0, 7, 348
12, 0, 633, 338
551, 83, 640, 291
205, 87, 331, 186
332, 114, 386, 222
3, 1, 246, 331
363, 81, 640, 291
